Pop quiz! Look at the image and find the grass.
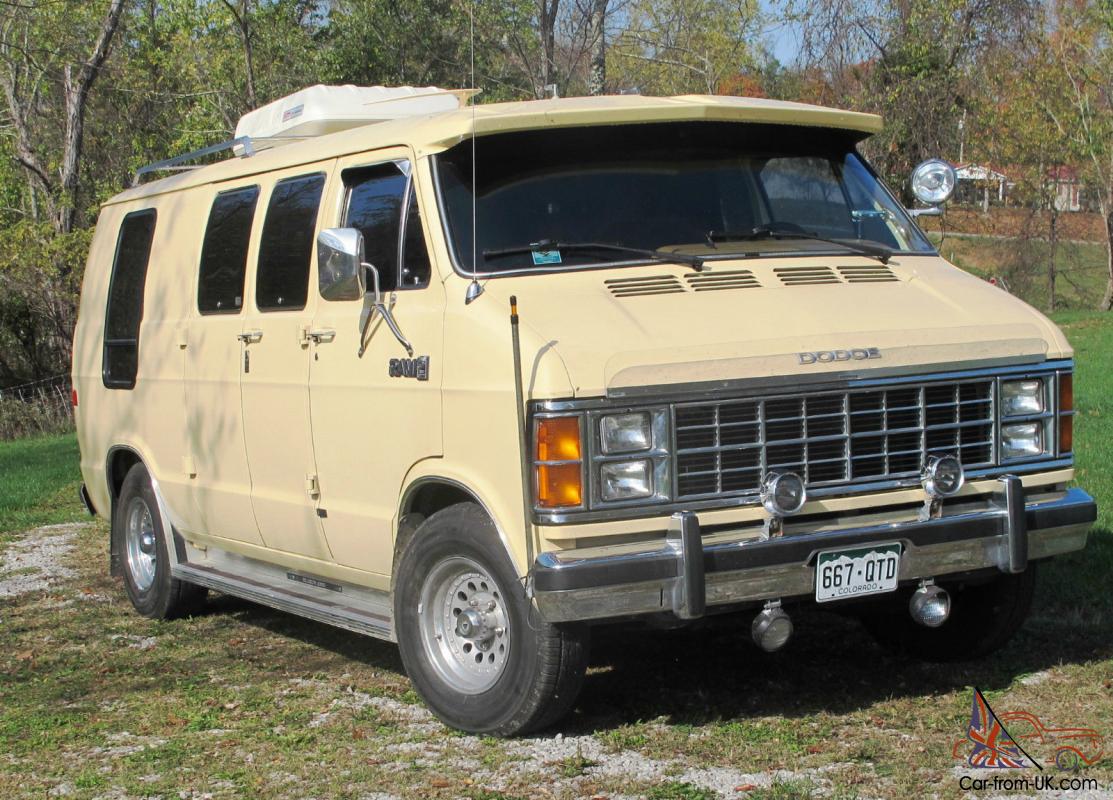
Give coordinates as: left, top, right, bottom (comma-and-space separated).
930, 233, 1110, 312
0, 432, 85, 537
0, 317, 1112, 798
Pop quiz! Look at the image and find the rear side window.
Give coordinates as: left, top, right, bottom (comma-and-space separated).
103, 209, 157, 389
198, 185, 259, 314
341, 163, 408, 294
256, 173, 325, 311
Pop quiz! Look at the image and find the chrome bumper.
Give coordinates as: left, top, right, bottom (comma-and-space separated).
531, 480, 1096, 623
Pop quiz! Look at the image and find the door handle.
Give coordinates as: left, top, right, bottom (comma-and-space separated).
306, 328, 336, 344
237, 329, 263, 344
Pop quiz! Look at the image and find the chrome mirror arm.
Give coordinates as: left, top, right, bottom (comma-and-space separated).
357, 262, 414, 358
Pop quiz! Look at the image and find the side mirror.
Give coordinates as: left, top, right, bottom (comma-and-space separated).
317, 227, 367, 301
907, 159, 957, 217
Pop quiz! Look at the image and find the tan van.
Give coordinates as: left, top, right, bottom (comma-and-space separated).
72, 87, 1097, 735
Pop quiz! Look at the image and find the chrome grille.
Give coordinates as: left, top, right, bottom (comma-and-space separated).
673, 379, 995, 499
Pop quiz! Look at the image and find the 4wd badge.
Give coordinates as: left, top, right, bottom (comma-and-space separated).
389, 355, 430, 381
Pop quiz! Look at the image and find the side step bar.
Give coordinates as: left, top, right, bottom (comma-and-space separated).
171, 549, 395, 643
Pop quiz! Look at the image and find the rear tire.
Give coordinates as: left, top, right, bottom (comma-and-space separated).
860, 567, 1037, 662
394, 502, 589, 736
115, 463, 206, 619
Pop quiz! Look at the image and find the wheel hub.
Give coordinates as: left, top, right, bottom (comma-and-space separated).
418, 557, 511, 695
124, 497, 157, 592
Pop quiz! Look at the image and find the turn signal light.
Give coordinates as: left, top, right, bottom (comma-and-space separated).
536, 416, 581, 461
1059, 373, 1074, 454
537, 463, 583, 508
535, 416, 583, 509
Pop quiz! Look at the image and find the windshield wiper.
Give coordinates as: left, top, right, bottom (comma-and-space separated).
708, 224, 892, 264
481, 239, 705, 271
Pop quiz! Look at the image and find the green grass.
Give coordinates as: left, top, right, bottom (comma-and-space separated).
0, 432, 84, 537
931, 233, 1110, 311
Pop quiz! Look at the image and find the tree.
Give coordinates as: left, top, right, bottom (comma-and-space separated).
1043, 0, 1113, 309
0, 0, 126, 233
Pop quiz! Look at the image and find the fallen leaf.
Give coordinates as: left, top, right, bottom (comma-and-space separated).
430, 778, 450, 788
806, 744, 822, 754
351, 727, 366, 740
15, 650, 33, 661
735, 784, 757, 793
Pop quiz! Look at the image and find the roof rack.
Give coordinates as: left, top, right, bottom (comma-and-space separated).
132, 136, 256, 187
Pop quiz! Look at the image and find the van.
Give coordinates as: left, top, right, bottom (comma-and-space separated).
72, 86, 1097, 736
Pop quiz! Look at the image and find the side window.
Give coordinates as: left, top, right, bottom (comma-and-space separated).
198, 185, 259, 314
400, 185, 432, 289
103, 209, 157, 389
256, 173, 325, 311
339, 162, 408, 296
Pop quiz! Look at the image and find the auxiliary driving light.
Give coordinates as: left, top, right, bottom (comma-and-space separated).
761, 472, 807, 516
921, 454, 964, 499
909, 582, 951, 628
752, 602, 793, 652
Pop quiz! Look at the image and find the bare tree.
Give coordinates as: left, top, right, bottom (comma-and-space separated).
221, 0, 258, 110
0, 0, 126, 233
588, 0, 608, 94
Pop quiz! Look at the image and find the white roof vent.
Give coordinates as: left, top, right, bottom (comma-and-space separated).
233, 84, 464, 141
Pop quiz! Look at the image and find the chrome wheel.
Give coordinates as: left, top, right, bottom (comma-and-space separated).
124, 496, 157, 592
418, 556, 510, 694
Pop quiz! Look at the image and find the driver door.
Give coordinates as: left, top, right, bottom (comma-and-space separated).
307, 150, 444, 579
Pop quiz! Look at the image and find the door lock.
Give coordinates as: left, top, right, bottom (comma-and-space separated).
305, 328, 336, 344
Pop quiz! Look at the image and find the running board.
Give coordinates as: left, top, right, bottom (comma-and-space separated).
171, 544, 395, 642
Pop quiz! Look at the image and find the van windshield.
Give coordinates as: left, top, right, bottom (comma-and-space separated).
434, 122, 934, 275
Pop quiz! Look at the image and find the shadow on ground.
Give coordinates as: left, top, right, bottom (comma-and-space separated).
194, 526, 1113, 733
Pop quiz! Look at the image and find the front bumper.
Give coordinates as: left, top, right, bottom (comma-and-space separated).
531, 479, 1096, 623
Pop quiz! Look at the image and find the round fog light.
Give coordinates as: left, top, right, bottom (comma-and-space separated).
761, 472, 806, 516
752, 605, 793, 652
909, 583, 951, 628
922, 454, 964, 498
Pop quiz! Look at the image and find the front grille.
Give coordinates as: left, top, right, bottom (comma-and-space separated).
674, 379, 996, 499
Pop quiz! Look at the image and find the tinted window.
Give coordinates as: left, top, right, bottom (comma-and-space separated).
103, 209, 157, 389
340, 163, 407, 295
198, 185, 258, 314
256, 173, 325, 311
400, 186, 432, 289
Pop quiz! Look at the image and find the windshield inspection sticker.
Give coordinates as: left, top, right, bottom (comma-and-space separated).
531, 250, 562, 265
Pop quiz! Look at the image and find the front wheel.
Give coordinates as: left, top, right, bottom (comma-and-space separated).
859, 567, 1037, 662
394, 503, 589, 736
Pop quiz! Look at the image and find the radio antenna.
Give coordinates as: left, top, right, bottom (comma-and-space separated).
464, 0, 483, 305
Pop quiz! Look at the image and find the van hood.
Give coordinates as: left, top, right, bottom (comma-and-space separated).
481, 255, 1071, 399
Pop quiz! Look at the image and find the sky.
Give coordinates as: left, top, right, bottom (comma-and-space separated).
760, 0, 803, 66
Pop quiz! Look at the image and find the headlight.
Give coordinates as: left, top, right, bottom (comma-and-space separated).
599, 460, 652, 501
1001, 379, 1044, 416
600, 412, 651, 454
1001, 422, 1044, 460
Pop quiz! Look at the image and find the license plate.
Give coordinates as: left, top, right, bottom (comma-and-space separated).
815, 542, 902, 603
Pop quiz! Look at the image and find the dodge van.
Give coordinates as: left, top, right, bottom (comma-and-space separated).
72, 86, 1097, 736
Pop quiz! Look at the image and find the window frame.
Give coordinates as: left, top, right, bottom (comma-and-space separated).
255, 171, 327, 313
330, 158, 431, 301
102, 207, 157, 390
197, 184, 260, 316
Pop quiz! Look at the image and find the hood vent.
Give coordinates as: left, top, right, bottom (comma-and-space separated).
838, 264, 898, 283
684, 269, 760, 292
775, 265, 841, 285
605, 275, 686, 297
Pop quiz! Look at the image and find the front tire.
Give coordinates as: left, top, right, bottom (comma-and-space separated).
394, 503, 589, 736
860, 567, 1037, 662
115, 463, 206, 619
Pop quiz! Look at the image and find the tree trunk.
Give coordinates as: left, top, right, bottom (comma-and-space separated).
588, 0, 607, 96
1102, 196, 1113, 311
1047, 209, 1057, 313
539, 0, 559, 97
56, 0, 126, 234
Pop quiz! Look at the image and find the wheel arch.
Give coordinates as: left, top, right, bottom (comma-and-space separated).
396, 476, 523, 590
